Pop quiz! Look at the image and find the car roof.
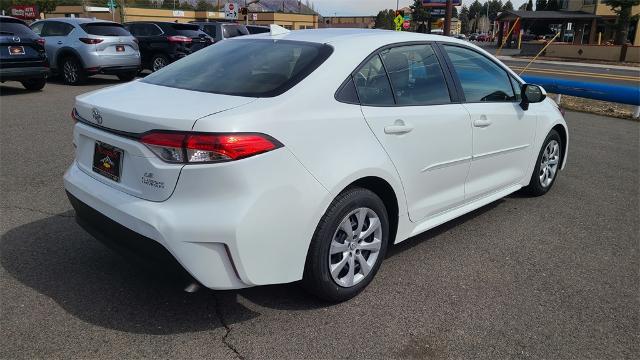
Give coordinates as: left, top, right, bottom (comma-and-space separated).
243, 28, 467, 47
0, 15, 27, 24
35, 17, 118, 25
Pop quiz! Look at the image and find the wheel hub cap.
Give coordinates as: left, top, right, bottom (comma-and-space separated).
539, 139, 560, 188
328, 207, 383, 288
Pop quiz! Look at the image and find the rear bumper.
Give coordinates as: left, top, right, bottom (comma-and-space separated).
80, 52, 141, 71
63, 145, 329, 289
67, 191, 191, 280
86, 65, 140, 76
0, 66, 49, 81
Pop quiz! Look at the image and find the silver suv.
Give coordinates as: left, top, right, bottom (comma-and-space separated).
30, 18, 140, 85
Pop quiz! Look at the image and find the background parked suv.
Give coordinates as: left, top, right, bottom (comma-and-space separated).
29, 18, 140, 85
189, 21, 249, 42
0, 16, 48, 90
124, 22, 212, 72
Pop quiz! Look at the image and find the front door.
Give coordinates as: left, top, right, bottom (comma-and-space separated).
356, 44, 472, 222
441, 45, 537, 201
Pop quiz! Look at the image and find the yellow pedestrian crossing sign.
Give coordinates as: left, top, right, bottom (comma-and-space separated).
394, 15, 404, 31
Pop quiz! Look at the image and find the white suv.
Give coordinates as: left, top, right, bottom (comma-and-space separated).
64, 28, 568, 301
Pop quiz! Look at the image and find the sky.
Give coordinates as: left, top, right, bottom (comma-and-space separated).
312, 0, 529, 16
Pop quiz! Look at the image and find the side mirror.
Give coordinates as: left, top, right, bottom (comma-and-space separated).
520, 84, 547, 111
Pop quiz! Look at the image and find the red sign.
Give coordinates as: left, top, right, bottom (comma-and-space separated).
403, 21, 410, 29
9, 5, 39, 20
228, 3, 234, 10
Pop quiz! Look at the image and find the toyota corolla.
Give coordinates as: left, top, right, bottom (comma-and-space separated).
64, 27, 568, 302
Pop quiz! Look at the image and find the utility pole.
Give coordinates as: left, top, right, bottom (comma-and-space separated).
444, 0, 453, 36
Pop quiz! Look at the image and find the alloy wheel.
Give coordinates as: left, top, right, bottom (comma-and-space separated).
539, 139, 560, 188
152, 57, 167, 72
63, 61, 78, 83
329, 207, 383, 288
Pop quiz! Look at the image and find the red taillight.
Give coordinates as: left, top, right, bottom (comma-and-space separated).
167, 35, 192, 43
79, 38, 104, 44
140, 132, 282, 163
36, 38, 45, 46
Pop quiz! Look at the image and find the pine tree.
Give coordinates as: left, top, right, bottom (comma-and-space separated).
603, 0, 640, 45
526, 0, 533, 11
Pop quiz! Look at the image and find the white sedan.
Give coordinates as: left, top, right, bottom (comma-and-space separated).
64, 27, 568, 302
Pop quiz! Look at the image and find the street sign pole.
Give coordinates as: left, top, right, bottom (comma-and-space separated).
444, 0, 453, 36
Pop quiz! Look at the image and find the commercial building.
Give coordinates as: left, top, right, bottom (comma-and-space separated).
43, 4, 318, 30
559, 0, 640, 45
320, 16, 376, 29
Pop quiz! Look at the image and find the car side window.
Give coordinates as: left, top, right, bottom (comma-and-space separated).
204, 25, 216, 38
353, 54, 394, 106
443, 45, 516, 103
41, 21, 74, 37
147, 24, 163, 36
30, 22, 44, 35
510, 76, 522, 101
125, 24, 138, 36
380, 44, 451, 106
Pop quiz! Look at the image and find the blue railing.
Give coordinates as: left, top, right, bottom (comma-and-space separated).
521, 75, 640, 106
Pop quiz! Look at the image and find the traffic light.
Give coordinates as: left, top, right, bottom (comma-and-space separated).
240, 7, 248, 15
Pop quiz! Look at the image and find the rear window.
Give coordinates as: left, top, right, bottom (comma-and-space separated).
222, 24, 249, 38
247, 26, 270, 34
171, 23, 203, 37
0, 19, 34, 36
142, 39, 333, 97
80, 22, 130, 36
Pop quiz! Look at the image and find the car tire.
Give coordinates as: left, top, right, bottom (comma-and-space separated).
20, 78, 46, 91
150, 54, 169, 72
117, 71, 137, 82
61, 57, 86, 85
522, 129, 562, 196
303, 187, 389, 302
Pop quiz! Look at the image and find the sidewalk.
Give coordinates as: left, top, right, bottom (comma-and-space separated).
496, 55, 640, 72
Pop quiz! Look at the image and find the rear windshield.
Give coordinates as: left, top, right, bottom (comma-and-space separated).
142, 39, 333, 97
171, 23, 203, 37
80, 22, 130, 36
222, 24, 249, 38
0, 19, 34, 36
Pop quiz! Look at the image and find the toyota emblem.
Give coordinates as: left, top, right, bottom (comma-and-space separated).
12, 36, 21, 42
92, 108, 103, 125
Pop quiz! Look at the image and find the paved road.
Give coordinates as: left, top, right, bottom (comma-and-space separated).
1, 79, 638, 359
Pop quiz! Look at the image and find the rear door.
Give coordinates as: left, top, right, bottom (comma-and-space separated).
356, 44, 472, 222
441, 44, 537, 201
35, 21, 75, 69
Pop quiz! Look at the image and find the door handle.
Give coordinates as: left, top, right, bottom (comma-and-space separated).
473, 118, 492, 128
384, 119, 413, 135
57, 41, 63, 44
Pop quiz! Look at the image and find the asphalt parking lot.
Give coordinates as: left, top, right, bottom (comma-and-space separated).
1, 78, 638, 359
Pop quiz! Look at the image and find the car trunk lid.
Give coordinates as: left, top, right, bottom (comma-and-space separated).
73, 81, 256, 201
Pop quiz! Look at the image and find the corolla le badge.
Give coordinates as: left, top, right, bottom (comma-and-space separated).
92, 108, 103, 125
